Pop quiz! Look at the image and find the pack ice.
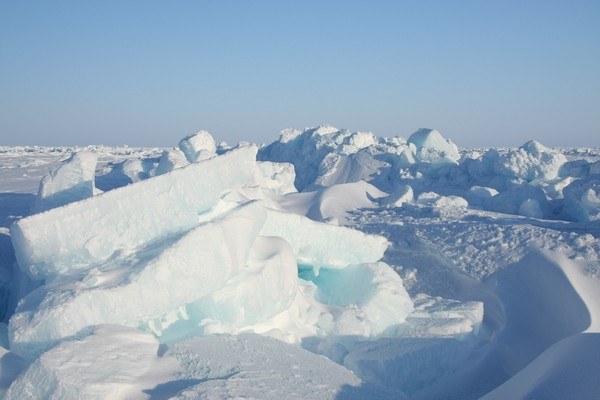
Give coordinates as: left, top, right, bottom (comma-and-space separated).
3, 126, 597, 399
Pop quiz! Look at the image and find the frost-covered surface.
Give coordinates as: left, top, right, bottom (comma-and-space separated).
0, 127, 598, 399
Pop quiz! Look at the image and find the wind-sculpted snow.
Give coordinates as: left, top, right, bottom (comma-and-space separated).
5, 325, 159, 400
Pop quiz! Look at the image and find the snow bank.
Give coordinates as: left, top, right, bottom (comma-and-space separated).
164, 333, 400, 399
5, 325, 158, 400
10, 146, 258, 281
279, 180, 386, 224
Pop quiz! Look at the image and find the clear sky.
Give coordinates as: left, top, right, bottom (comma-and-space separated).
1, 1, 599, 147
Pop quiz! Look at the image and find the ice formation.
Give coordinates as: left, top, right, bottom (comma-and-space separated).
178, 130, 217, 162
31, 151, 97, 213
10, 146, 258, 280
1, 126, 598, 399
407, 128, 461, 166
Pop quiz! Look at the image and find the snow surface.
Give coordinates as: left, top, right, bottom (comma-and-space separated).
0, 128, 599, 399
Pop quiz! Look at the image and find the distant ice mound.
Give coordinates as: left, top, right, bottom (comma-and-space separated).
259, 124, 466, 192
491, 140, 567, 182
178, 130, 217, 162
258, 125, 596, 221
407, 128, 460, 166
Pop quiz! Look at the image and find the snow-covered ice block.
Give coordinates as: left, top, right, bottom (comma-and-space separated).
8, 201, 266, 359
165, 333, 401, 400
119, 157, 158, 182
407, 128, 460, 165
178, 130, 217, 162
314, 151, 388, 189
256, 161, 297, 195
4, 325, 158, 400
31, 151, 97, 213
154, 148, 189, 175
186, 235, 298, 329
465, 186, 498, 207
519, 198, 543, 218
262, 209, 388, 270
10, 146, 258, 281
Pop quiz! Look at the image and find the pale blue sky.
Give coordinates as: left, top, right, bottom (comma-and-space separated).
1, 1, 599, 147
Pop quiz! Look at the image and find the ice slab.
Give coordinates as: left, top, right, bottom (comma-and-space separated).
184, 235, 298, 331
262, 208, 389, 270
31, 151, 97, 213
8, 201, 266, 359
4, 325, 158, 400
10, 146, 258, 281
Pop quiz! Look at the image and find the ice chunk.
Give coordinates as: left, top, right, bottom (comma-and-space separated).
493, 140, 567, 181
407, 128, 460, 165
465, 186, 498, 207
178, 130, 217, 162
184, 235, 298, 331
31, 151, 97, 213
256, 161, 297, 195
120, 157, 158, 182
10, 146, 258, 281
262, 209, 388, 270
154, 148, 189, 175
519, 198, 543, 219
380, 185, 414, 208
4, 325, 158, 400
8, 201, 266, 359
340, 131, 377, 154
315, 151, 389, 188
